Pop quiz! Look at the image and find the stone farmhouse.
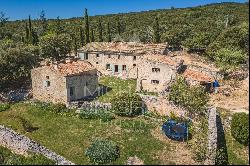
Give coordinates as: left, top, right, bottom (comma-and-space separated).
77, 42, 183, 93
31, 59, 98, 104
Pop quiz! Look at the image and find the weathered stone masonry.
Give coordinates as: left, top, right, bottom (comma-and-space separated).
0, 125, 75, 165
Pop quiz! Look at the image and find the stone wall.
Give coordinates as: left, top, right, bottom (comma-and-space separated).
137, 61, 176, 92
79, 52, 139, 79
65, 69, 98, 101
31, 66, 68, 104
0, 125, 74, 165
205, 107, 217, 165
68, 101, 112, 111
188, 65, 223, 80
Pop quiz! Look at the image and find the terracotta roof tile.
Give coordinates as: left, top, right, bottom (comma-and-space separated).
79, 42, 167, 54
144, 54, 178, 66
183, 69, 214, 82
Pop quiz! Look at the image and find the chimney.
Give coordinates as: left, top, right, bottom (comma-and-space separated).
53, 61, 58, 70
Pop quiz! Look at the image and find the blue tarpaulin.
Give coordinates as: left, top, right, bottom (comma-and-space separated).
162, 120, 188, 141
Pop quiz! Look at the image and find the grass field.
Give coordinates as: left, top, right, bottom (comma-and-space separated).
0, 145, 54, 165
218, 109, 249, 165
0, 103, 170, 165
97, 76, 137, 103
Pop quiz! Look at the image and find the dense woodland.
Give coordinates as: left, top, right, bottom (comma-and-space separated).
0, 2, 249, 88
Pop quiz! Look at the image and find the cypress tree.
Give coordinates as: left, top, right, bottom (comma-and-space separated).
98, 18, 103, 42
39, 10, 47, 35
107, 21, 112, 42
90, 28, 95, 42
84, 8, 90, 43
117, 17, 122, 35
79, 27, 85, 46
153, 16, 161, 43
28, 15, 32, 43
25, 22, 29, 43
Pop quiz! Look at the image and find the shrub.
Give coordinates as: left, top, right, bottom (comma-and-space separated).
231, 113, 249, 146
111, 92, 143, 117
0, 103, 10, 112
168, 76, 209, 116
79, 109, 115, 122
85, 139, 120, 164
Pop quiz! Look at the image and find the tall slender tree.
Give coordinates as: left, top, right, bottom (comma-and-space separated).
25, 22, 29, 43
153, 16, 161, 43
39, 10, 47, 35
90, 28, 95, 42
117, 17, 122, 35
98, 18, 103, 42
55, 16, 63, 35
84, 8, 90, 44
28, 15, 33, 43
107, 21, 112, 42
0, 12, 8, 27
79, 27, 85, 46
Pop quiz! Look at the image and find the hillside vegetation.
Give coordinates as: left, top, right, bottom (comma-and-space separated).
0, 2, 249, 87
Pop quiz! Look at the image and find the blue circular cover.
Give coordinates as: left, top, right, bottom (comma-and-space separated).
162, 119, 188, 141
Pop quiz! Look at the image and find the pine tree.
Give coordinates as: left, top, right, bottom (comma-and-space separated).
98, 18, 103, 42
90, 28, 95, 42
84, 8, 90, 43
107, 21, 112, 42
79, 27, 85, 46
153, 16, 161, 43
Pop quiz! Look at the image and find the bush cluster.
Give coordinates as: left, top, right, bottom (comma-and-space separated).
0, 103, 10, 112
79, 109, 115, 122
111, 92, 144, 117
85, 139, 120, 164
231, 113, 249, 146
168, 76, 209, 116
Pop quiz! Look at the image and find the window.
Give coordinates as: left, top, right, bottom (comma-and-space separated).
114, 65, 119, 72
96, 54, 100, 58
46, 76, 49, 79
45, 81, 50, 87
70, 87, 74, 96
118, 55, 121, 59
133, 56, 136, 60
108, 55, 111, 58
133, 64, 136, 67
84, 53, 89, 60
106, 64, 111, 70
96, 62, 99, 64
152, 68, 160, 72
122, 65, 126, 71
151, 80, 159, 84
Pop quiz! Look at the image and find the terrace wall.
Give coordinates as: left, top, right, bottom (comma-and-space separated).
0, 125, 75, 165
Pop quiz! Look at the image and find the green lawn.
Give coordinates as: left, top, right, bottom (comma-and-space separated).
218, 108, 249, 165
0, 103, 170, 165
0, 145, 54, 165
97, 76, 136, 103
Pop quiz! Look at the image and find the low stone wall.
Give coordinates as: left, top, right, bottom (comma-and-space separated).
205, 107, 217, 165
0, 125, 74, 165
68, 101, 112, 111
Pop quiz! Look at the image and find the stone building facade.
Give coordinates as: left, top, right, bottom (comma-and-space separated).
77, 42, 181, 92
31, 59, 98, 104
